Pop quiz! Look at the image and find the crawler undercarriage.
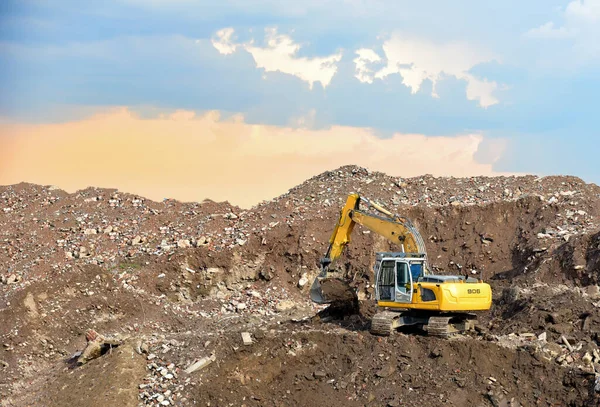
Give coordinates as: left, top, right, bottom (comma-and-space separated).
369, 310, 477, 338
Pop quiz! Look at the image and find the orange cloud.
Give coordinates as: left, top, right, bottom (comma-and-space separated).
0, 107, 511, 208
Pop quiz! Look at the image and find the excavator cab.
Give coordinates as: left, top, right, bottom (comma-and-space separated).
374, 253, 428, 304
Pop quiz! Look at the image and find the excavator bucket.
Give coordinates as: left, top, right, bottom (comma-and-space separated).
309, 270, 330, 304
309, 262, 358, 305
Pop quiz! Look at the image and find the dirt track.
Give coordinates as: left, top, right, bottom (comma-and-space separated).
1, 166, 600, 406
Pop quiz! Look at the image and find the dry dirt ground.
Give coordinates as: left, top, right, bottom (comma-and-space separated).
1, 166, 600, 406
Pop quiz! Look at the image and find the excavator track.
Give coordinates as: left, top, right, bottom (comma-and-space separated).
426, 316, 453, 338
426, 315, 476, 338
370, 311, 399, 336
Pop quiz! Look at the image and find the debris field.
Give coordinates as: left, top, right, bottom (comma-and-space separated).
1, 165, 600, 406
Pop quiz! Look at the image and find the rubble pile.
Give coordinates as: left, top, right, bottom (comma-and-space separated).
1, 166, 598, 288
1, 165, 599, 407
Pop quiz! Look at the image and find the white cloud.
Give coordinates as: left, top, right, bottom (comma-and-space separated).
353, 48, 382, 84
364, 34, 499, 107
463, 74, 500, 108
211, 27, 342, 89
566, 0, 600, 21
525, 0, 600, 59
525, 22, 573, 39
211, 28, 238, 55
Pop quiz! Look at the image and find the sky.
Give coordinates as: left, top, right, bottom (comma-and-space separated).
0, 0, 599, 207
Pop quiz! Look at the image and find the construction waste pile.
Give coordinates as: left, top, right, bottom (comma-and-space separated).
1, 165, 600, 407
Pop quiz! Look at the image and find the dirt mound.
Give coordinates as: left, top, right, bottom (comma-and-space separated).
1, 166, 600, 406
182, 324, 598, 407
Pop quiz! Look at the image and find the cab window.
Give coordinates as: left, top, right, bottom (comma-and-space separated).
396, 262, 410, 286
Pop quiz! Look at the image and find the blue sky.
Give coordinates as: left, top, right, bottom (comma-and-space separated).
1, 0, 599, 185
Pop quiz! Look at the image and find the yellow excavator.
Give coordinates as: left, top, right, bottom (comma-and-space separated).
310, 193, 492, 337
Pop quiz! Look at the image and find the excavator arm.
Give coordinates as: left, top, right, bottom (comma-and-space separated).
310, 193, 429, 304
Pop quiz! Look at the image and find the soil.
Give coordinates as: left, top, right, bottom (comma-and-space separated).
1, 166, 600, 407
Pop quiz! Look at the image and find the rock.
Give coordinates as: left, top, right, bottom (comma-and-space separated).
537, 332, 547, 343
502, 287, 520, 303
298, 274, 309, 288
140, 341, 149, 354
76, 329, 122, 365
585, 285, 600, 299
314, 370, 327, 379
177, 239, 191, 248
259, 268, 274, 281
375, 364, 396, 378
236, 303, 247, 311
84, 228, 97, 235
132, 235, 142, 245
184, 354, 216, 374
6, 274, 19, 284
248, 290, 261, 299
241, 332, 252, 346
275, 300, 296, 312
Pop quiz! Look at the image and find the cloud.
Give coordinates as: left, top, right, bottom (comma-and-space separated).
566, 0, 600, 21
211, 28, 238, 55
353, 48, 382, 84
211, 27, 343, 89
0, 107, 511, 208
525, 0, 600, 59
361, 33, 500, 108
525, 22, 573, 39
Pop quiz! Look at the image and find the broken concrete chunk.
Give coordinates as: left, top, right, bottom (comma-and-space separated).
177, 239, 191, 248
298, 274, 309, 288
275, 300, 296, 312
76, 329, 123, 365
184, 354, 216, 374
537, 332, 547, 343
241, 332, 253, 346
561, 335, 574, 352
